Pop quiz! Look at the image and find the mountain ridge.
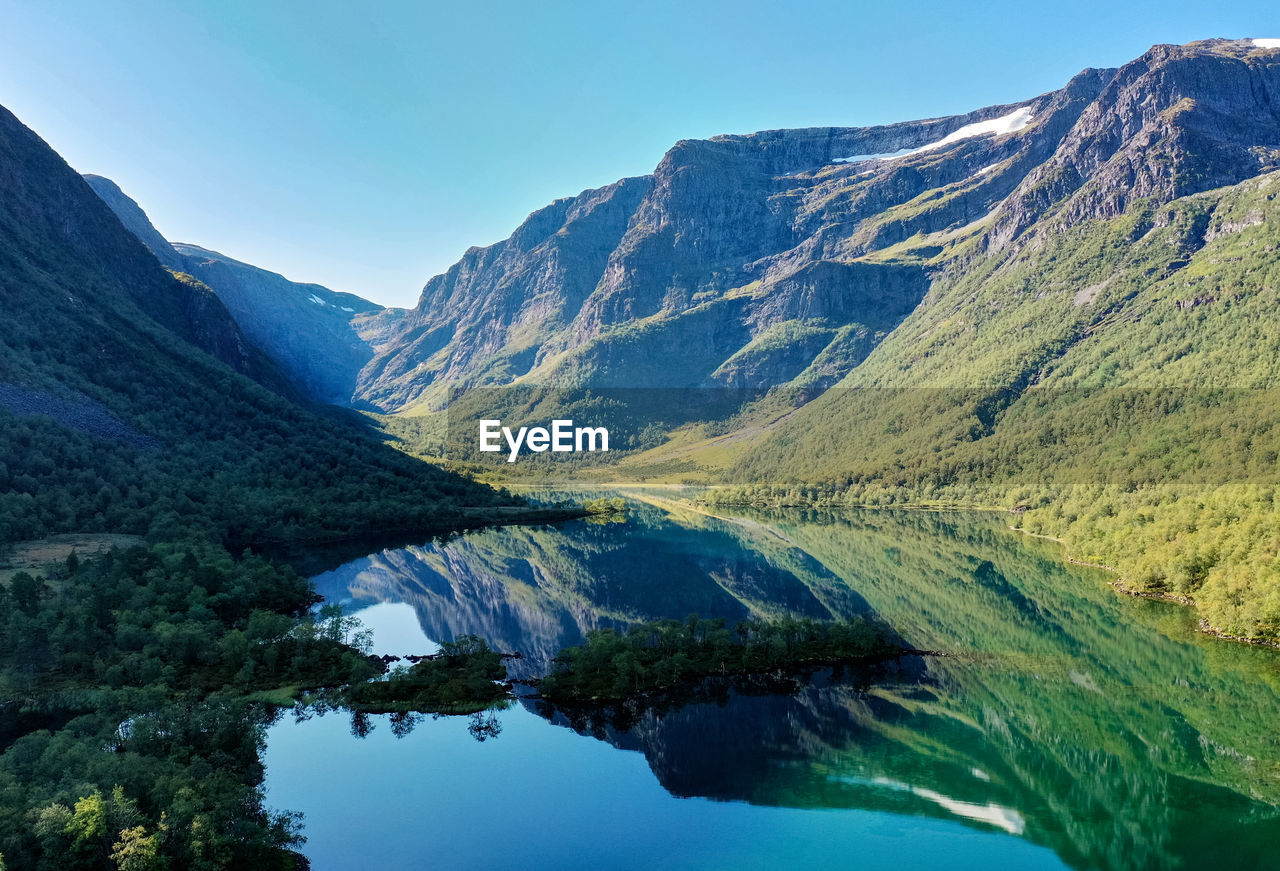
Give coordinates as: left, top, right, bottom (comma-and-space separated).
83, 174, 385, 404
0, 100, 515, 546
352, 38, 1280, 414
341, 36, 1280, 642
82, 38, 1280, 416
62, 38, 1280, 640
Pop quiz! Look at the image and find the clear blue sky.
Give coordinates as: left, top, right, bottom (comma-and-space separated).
0, 1, 1276, 308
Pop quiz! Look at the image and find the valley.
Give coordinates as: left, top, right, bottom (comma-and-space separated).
3, 28, 1280, 871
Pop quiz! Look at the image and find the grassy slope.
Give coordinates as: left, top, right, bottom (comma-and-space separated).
721, 172, 1280, 639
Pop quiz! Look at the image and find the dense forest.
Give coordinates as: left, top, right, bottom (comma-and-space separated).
539, 615, 898, 703
712, 176, 1280, 642
0, 541, 383, 869
0, 101, 543, 869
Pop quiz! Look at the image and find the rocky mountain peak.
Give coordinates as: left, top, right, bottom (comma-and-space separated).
990, 38, 1280, 247
175, 37, 1280, 414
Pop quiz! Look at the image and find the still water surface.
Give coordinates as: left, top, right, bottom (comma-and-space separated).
264, 496, 1280, 870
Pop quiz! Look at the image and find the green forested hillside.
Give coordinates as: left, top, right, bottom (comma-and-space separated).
726, 173, 1280, 639
0, 103, 522, 869
0, 101, 518, 548
0, 543, 381, 870
354, 39, 1280, 647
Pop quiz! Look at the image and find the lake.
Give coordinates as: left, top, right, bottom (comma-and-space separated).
264, 494, 1280, 870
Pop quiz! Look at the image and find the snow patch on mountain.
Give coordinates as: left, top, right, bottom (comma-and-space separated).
835, 106, 1034, 165
833, 147, 918, 164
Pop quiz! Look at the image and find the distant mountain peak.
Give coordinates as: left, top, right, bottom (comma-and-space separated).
86, 177, 384, 405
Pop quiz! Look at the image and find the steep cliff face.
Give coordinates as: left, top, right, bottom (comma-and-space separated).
173, 244, 382, 405
991, 39, 1280, 248
354, 177, 650, 408
720, 42, 1280, 643
76, 39, 1280, 415
810, 38, 1280, 395
83, 176, 383, 404
353, 38, 1280, 415
354, 95, 1051, 406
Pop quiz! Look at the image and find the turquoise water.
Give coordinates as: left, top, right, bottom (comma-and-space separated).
264, 501, 1280, 870
265, 699, 1066, 871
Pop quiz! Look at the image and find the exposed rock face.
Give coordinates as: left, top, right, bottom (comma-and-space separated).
354, 177, 650, 408
0, 383, 157, 448
173, 245, 382, 405
83, 176, 383, 404
81, 39, 1280, 415
354, 38, 1280, 413
991, 40, 1280, 249
351, 91, 1080, 407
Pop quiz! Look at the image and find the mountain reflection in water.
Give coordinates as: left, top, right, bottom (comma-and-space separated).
279, 498, 1280, 871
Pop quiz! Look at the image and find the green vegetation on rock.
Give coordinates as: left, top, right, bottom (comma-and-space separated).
540, 615, 897, 703
0, 100, 529, 869
344, 635, 510, 715
721, 173, 1280, 641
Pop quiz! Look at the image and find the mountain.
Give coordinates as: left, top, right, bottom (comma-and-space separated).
354, 38, 1280, 412
66, 38, 1280, 639
0, 118, 284, 391
345, 38, 1280, 641
720, 38, 1280, 639
0, 101, 515, 547
99, 38, 1280, 418
83, 174, 383, 404
348, 56, 1093, 410
0, 100, 545, 871
170, 243, 382, 405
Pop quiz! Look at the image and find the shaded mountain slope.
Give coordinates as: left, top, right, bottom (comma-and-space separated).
0, 102, 514, 547
0, 110, 279, 389
83, 174, 383, 404
173, 243, 382, 404
83, 172, 188, 271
